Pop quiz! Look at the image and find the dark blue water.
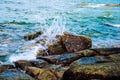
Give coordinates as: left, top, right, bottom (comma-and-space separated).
0, 0, 120, 62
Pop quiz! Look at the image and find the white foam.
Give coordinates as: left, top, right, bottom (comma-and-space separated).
8, 16, 66, 62
87, 4, 105, 8
104, 23, 120, 28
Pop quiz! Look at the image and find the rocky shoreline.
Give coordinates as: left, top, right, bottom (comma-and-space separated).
0, 31, 120, 80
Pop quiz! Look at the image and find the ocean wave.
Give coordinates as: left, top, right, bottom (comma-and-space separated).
76, 3, 120, 8
103, 23, 120, 28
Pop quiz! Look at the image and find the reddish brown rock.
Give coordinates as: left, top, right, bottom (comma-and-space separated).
37, 32, 92, 56
61, 33, 92, 53
48, 40, 66, 55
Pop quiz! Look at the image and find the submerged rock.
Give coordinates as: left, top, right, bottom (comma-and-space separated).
0, 69, 34, 80
26, 67, 57, 80
24, 31, 43, 40
0, 64, 15, 73
62, 62, 120, 80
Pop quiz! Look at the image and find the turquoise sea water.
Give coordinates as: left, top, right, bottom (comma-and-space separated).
0, 0, 120, 62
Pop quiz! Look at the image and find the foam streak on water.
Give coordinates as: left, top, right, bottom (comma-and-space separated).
8, 16, 66, 62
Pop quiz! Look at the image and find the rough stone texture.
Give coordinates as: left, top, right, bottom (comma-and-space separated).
15, 60, 33, 71
37, 53, 81, 66
61, 33, 92, 53
37, 32, 92, 56
37, 49, 48, 56
62, 62, 120, 80
49, 65, 69, 80
0, 69, 34, 80
0, 64, 15, 73
14, 59, 48, 71
24, 31, 43, 40
48, 40, 66, 55
26, 67, 57, 80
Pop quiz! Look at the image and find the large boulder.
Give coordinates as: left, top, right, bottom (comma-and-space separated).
60, 33, 92, 53
37, 32, 92, 56
62, 62, 120, 80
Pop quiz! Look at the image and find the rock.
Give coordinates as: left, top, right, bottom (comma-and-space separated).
61, 33, 92, 53
24, 31, 43, 40
0, 69, 35, 80
49, 65, 69, 80
15, 60, 33, 71
37, 53, 81, 66
14, 59, 48, 71
26, 67, 57, 80
92, 48, 120, 55
29, 59, 48, 68
37, 49, 102, 66
48, 40, 66, 55
37, 32, 92, 56
62, 62, 120, 80
38, 48, 120, 66
0, 63, 15, 73
95, 53, 120, 62
70, 57, 101, 66
37, 49, 48, 56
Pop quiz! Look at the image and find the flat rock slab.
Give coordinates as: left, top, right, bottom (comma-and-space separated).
0, 69, 34, 80
62, 62, 120, 80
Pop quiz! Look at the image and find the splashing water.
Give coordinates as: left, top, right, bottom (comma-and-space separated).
8, 16, 66, 62
40, 16, 66, 43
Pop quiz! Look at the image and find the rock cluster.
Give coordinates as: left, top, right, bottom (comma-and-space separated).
37, 32, 92, 56
0, 31, 120, 80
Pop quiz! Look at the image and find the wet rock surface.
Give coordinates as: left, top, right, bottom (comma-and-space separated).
37, 32, 92, 56
24, 31, 43, 40
26, 67, 57, 80
0, 31, 120, 80
0, 69, 34, 80
0, 63, 15, 73
62, 62, 120, 80
0, 50, 120, 80
14, 59, 48, 71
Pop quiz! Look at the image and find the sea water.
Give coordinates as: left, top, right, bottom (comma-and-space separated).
0, 0, 120, 62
